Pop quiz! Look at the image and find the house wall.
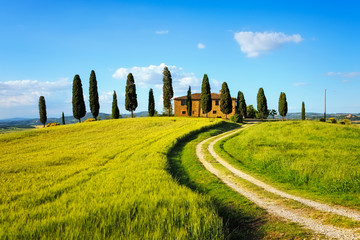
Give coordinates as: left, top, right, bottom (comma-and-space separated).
174, 99, 236, 118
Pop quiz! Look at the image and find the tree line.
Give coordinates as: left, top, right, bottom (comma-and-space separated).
38, 66, 306, 127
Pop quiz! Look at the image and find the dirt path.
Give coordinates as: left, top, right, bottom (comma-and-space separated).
196, 124, 360, 239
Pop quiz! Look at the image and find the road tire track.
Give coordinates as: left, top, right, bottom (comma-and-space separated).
196, 123, 360, 239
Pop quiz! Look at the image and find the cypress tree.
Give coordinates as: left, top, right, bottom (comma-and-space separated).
247, 105, 256, 118
201, 74, 212, 117
187, 86, 192, 116
278, 92, 288, 121
125, 73, 138, 118
72, 74, 86, 123
256, 87, 268, 120
62, 112, 65, 125
148, 88, 155, 117
162, 66, 173, 117
220, 82, 232, 119
112, 91, 120, 119
38, 96, 47, 127
89, 70, 100, 120
302, 101, 306, 120
237, 91, 247, 119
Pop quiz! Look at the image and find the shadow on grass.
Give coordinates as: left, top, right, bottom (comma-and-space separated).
166, 121, 265, 240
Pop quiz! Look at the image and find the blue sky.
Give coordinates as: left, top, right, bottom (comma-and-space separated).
0, 0, 359, 119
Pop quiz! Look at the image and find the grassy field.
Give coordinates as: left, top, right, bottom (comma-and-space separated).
0, 117, 225, 239
216, 121, 360, 208
167, 122, 314, 239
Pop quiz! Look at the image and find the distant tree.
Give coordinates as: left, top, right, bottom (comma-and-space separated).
187, 86, 192, 116
220, 82, 232, 119
148, 88, 155, 117
247, 105, 256, 118
201, 74, 212, 117
125, 73, 138, 118
278, 92, 288, 121
72, 74, 86, 123
162, 66, 173, 117
269, 109, 277, 119
112, 91, 120, 119
38, 96, 47, 127
302, 101, 306, 120
237, 91, 247, 119
62, 112, 65, 125
257, 87, 268, 120
89, 70, 100, 120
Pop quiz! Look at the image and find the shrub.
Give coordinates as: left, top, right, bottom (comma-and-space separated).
329, 118, 337, 123
46, 123, 60, 127
230, 114, 243, 123
84, 118, 96, 123
319, 118, 325, 122
340, 119, 351, 125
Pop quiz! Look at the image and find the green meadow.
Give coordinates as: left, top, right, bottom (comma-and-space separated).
216, 121, 360, 208
0, 117, 224, 239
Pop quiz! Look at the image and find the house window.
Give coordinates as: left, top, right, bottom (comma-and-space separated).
181, 100, 187, 106
182, 111, 186, 114
213, 110, 217, 114
215, 100, 219, 105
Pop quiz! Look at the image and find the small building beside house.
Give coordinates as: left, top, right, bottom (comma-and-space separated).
174, 93, 236, 118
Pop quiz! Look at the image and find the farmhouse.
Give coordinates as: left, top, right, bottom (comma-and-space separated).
174, 93, 236, 118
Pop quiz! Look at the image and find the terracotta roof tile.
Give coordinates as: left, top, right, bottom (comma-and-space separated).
174, 93, 235, 100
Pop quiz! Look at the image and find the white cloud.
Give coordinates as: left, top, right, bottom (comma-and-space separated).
155, 30, 169, 35
234, 31, 303, 57
293, 82, 308, 87
197, 43, 206, 49
0, 78, 71, 107
112, 63, 201, 95
326, 72, 360, 78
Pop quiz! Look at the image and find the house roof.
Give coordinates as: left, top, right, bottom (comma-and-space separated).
174, 93, 236, 100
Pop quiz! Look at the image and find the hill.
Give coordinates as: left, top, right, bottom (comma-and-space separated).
0, 117, 224, 239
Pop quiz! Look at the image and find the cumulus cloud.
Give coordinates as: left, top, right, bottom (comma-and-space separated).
0, 78, 71, 107
197, 43, 206, 49
326, 72, 360, 78
234, 31, 303, 57
112, 63, 201, 95
293, 82, 308, 87
155, 30, 169, 35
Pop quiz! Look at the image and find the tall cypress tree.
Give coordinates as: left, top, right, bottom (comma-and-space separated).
220, 82, 232, 119
148, 88, 155, 117
187, 86, 192, 116
112, 91, 120, 119
162, 66, 173, 117
125, 73, 137, 118
62, 112, 65, 125
237, 91, 247, 119
89, 70, 100, 120
256, 87, 268, 120
38, 96, 47, 127
278, 92, 288, 121
72, 74, 86, 123
302, 101, 306, 120
201, 74, 212, 117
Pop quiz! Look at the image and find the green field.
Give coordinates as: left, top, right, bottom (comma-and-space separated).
216, 121, 360, 208
0, 117, 225, 239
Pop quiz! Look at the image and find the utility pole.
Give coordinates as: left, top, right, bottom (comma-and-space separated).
324, 89, 326, 120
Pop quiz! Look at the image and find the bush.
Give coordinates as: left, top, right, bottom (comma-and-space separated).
46, 123, 60, 127
319, 118, 325, 122
329, 118, 337, 123
84, 118, 96, 123
340, 119, 351, 125
230, 114, 243, 123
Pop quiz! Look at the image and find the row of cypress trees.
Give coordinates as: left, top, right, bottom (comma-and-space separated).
38, 66, 307, 126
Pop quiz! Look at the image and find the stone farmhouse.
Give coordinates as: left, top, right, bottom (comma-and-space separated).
173, 93, 236, 118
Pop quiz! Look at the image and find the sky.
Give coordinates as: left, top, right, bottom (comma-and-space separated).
0, 0, 359, 119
